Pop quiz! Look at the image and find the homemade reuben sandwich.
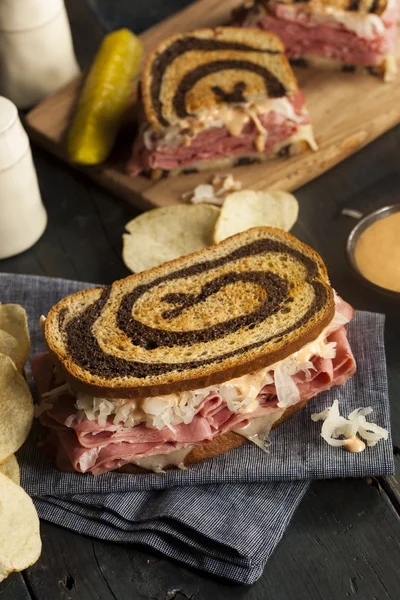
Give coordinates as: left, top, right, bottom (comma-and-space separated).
233, 0, 398, 81
126, 27, 317, 179
32, 227, 356, 475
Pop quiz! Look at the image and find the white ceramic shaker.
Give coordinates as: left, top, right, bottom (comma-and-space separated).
0, 0, 80, 109
0, 96, 47, 259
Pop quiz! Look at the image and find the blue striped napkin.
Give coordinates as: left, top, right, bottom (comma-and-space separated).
0, 273, 392, 584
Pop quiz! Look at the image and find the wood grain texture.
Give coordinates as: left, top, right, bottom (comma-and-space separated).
25, 0, 400, 210
3, 479, 399, 600
381, 455, 400, 515
1, 1, 400, 597
0, 573, 32, 599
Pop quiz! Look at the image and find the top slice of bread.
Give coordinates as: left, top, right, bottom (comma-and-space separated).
141, 27, 298, 132
44, 227, 335, 399
254, 0, 388, 16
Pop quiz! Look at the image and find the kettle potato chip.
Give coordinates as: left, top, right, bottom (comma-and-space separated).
0, 472, 41, 582
0, 454, 20, 485
0, 353, 34, 462
213, 190, 299, 243
0, 329, 21, 371
123, 204, 220, 273
0, 305, 30, 372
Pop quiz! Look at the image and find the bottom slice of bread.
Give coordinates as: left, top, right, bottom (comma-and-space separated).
291, 53, 397, 82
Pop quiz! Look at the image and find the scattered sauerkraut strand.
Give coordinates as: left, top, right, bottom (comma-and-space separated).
340, 208, 364, 219
311, 400, 388, 451
182, 174, 242, 205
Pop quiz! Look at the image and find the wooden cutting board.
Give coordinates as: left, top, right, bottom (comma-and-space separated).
25, 0, 400, 211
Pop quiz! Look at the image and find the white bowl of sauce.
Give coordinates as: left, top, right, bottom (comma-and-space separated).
347, 204, 400, 298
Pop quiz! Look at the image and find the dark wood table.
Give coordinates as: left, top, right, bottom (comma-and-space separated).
1, 2, 400, 598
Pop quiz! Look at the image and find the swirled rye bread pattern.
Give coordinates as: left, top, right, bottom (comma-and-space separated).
32, 228, 357, 475
127, 28, 317, 178
234, 0, 398, 81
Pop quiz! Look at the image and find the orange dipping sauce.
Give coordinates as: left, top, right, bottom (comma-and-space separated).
354, 212, 400, 293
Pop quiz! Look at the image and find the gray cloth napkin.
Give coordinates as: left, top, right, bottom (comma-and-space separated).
0, 273, 394, 584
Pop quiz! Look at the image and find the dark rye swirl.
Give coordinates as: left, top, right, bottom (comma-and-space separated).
247, 0, 387, 14
141, 27, 298, 132
44, 228, 335, 399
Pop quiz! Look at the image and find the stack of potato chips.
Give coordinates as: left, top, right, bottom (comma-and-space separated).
0, 305, 41, 582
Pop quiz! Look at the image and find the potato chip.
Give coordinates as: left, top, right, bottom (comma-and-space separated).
0, 305, 30, 372
0, 454, 20, 485
0, 353, 34, 462
213, 189, 299, 243
0, 472, 41, 582
0, 329, 20, 371
123, 204, 220, 273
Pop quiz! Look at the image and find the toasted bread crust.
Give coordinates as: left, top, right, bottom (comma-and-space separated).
290, 54, 396, 81
141, 27, 298, 132
141, 139, 310, 180
45, 227, 335, 398
251, 0, 387, 16
119, 396, 311, 473
53, 307, 333, 398
45, 227, 335, 399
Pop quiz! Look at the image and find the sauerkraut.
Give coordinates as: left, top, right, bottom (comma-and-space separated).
311, 400, 389, 448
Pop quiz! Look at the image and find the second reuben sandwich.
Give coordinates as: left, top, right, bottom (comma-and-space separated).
234, 0, 398, 81
126, 27, 317, 179
32, 228, 356, 475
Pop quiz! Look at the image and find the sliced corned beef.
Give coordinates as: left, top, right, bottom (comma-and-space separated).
127, 91, 310, 176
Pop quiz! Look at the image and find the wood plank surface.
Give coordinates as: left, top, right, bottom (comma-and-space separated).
0, 573, 32, 600
1, 1, 400, 598
25, 0, 400, 210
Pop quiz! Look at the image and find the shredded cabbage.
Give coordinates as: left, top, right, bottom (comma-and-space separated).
64, 415, 76, 427
34, 399, 54, 417
321, 341, 337, 360
273, 357, 311, 408
311, 400, 388, 448
41, 382, 71, 399
78, 448, 100, 472
75, 394, 115, 427
36, 381, 73, 417
143, 390, 211, 430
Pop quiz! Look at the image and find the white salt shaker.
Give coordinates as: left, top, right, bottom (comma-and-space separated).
0, 0, 80, 109
0, 96, 47, 259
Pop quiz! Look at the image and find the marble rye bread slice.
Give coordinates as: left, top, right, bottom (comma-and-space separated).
141, 26, 298, 132
249, 0, 387, 15
44, 227, 335, 399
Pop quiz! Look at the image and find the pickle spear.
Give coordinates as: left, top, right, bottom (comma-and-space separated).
67, 28, 142, 165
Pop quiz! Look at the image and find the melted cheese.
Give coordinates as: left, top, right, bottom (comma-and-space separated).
383, 54, 397, 82
178, 96, 303, 138
233, 410, 285, 449
133, 446, 194, 473
324, 7, 386, 37
145, 97, 305, 150
284, 124, 318, 151
295, 335, 331, 364
218, 370, 273, 413
39, 315, 46, 335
